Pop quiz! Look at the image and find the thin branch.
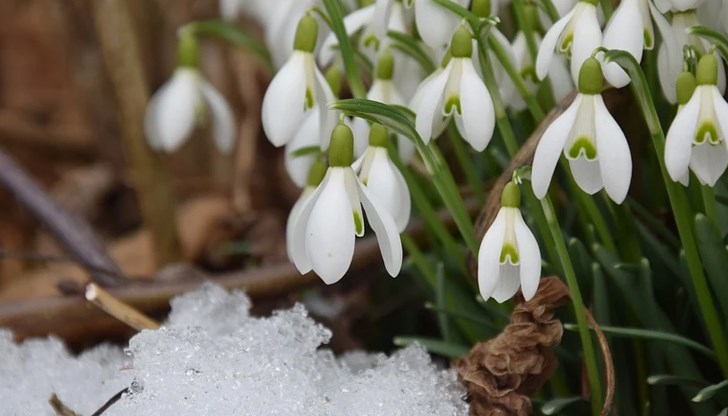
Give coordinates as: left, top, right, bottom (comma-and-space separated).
86, 283, 160, 330
90, 388, 129, 416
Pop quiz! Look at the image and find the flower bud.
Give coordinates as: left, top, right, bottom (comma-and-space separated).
578, 57, 603, 95
675, 71, 697, 105
294, 15, 319, 53
328, 124, 355, 167
450, 26, 473, 59
306, 159, 328, 187
376, 49, 395, 80
501, 181, 521, 208
369, 123, 389, 147
696, 54, 718, 86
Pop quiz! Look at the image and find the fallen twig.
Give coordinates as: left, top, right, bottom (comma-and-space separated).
86, 283, 159, 330
90, 388, 128, 416
49, 394, 80, 416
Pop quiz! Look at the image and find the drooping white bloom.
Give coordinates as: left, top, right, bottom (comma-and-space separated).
506, 31, 573, 111
290, 124, 403, 284
352, 50, 417, 163
413, 27, 495, 151
478, 183, 541, 303
407, 0, 471, 49
655, 9, 726, 103
654, 0, 704, 13
145, 68, 235, 153
532, 58, 632, 203
285, 109, 322, 188
602, 0, 659, 87
535, 0, 602, 85
262, 15, 336, 148
665, 56, 728, 186
355, 124, 411, 231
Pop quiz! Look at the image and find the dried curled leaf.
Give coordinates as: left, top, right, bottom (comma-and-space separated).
454, 277, 570, 416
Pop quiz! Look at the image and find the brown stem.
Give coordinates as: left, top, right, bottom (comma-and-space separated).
586, 309, 616, 416
92, 0, 182, 266
86, 283, 160, 330
0, 148, 123, 286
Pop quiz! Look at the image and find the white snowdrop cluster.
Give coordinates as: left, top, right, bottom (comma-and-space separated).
1, 283, 468, 416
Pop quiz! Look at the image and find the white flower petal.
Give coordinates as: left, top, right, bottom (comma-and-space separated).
314, 65, 338, 150
305, 169, 357, 284
344, 168, 365, 237
262, 52, 308, 146
570, 5, 602, 85
477, 209, 507, 302
548, 55, 574, 102
594, 96, 632, 203
286, 187, 315, 263
690, 142, 728, 186
371, 0, 396, 42
492, 263, 521, 303
602, 0, 644, 88
199, 78, 236, 153
414, 63, 451, 144
415, 0, 461, 49
651, 2, 680, 103
665, 92, 701, 183
365, 148, 410, 231
285, 109, 320, 187
319, 6, 375, 66
357, 178, 403, 277
531, 95, 581, 199
570, 157, 603, 194
398, 135, 417, 163
536, 9, 576, 80
513, 211, 541, 301
291, 173, 331, 274
351, 117, 371, 158
713, 87, 728, 141
456, 59, 495, 152
145, 69, 199, 152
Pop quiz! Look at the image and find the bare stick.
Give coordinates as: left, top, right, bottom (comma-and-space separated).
86, 283, 160, 330
48, 394, 80, 416
0, 148, 123, 286
92, 0, 182, 266
90, 388, 129, 416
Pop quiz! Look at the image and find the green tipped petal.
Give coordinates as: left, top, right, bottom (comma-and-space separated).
445, 96, 461, 115
697, 54, 719, 86
369, 123, 389, 147
578, 57, 603, 95
500, 243, 520, 264
329, 124, 355, 167
294, 15, 318, 53
695, 122, 721, 145
567, 137, 598, 160
451, 27, 473, 58
501, 182, 521, 208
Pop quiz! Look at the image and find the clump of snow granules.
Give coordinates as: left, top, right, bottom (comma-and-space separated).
1, 283, 468, 415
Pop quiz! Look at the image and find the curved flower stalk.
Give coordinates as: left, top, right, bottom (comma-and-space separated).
507, 31, 573, 111
665, 55, 728, 186
145, 34, 235, 154
413, 27, 496, 151
262, 15, 336, 148
656, 7, 726, 103
355, 124, 411, 232
602, 0, 662, 87
406, 0, 471, 49
535, 0, 602, 85
352, 49, 416, 162
290, 124, 403, 284
532, 57, 632, 203
478, 182, 541, 303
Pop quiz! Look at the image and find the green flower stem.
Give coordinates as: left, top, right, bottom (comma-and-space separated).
599, 0, 613, 21
182, 20, 272, 69
701, 185, 719, 226
541, 196, 603, 416
605, 49, 728, 376
511, 0, 539, 59
322, 0, 367, 99
539, 0, 560, 22
447, 124, 486, 204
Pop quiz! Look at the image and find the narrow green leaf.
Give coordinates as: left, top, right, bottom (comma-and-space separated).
387, 31, 436, 73
563, 323, 716, 359
185, 20, 271, 68
688, 26, 728, 64
393, 336, 470, 358
646, 374, 707, 387
289, 145, 321, 158
435, 263, 452, 342
541, 396, 585, 415
694, 213, 728, 320
321, 0, 367, 98
693, 380, 728, 402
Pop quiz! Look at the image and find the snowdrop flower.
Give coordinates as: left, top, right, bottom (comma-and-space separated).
414, 27, 496, 151
478, 182, 541, 303
284, 109, 323, 188
656, 8, 726, 103
602, 0, 660, 87
352, 49, 416, 162
286, 159, 327, 263
407, 0, 471, 49
535, 0, 602, 85
665, 55, 728, 186
145, 34, 235, 153
290, 124, 403, 284
262, 15, 336, 148
532, 57, 632, 203
355, 124, 411, 231
654, 0, 704, 13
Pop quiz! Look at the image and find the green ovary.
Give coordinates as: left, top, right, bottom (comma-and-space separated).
567, 137, 598, 160
499, 243, 520, 265
353, 211, 363, 235
363, 34, 380, 50
694, 122, 721, 145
